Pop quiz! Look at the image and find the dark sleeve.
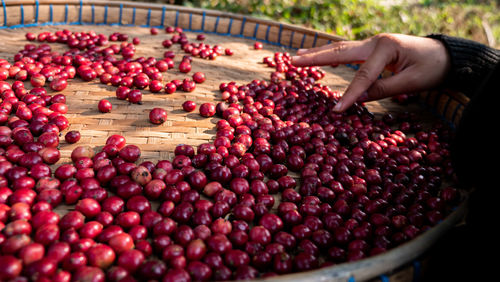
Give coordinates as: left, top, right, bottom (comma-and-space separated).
450, 62, 499, 188
426, 34, 500, 98
431, 34, 500, 239
425, 35, 500, 194
429, 36, 500, 280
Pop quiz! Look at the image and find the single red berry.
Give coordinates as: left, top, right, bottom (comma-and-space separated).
98, 99, 112, 113
182, 101, 196, 112
164, 82, 177, 94
199, 103, 216, 117
178, 60, 191, 73
65, 131, 81, 144
149, 108, 168, 125
128, 90, 142, 104
192, 72, 206, 84
50, 78, 68, 91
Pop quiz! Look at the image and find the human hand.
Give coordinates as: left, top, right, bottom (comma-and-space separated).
291, 33, 451, 112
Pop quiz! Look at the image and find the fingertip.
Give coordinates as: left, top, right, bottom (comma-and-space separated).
291, 56, 303, 66
296, 48, 308, 55
332, 100, 344, 112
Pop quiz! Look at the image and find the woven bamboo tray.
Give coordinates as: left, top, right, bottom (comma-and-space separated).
0, 1, 469, 281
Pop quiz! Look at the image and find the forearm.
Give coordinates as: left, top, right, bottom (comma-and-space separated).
427, 34, 500, 97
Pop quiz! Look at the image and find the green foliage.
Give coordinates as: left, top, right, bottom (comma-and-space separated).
182, 0, 500, 47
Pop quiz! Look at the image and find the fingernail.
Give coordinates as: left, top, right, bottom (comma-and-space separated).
357, 91, 368, 102
297, 48, 307, 53
333, 100, 343, 112
291, 56, 299, 62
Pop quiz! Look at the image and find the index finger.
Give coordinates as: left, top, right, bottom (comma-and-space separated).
295, 41, 346, 56
291, 38, 377, 67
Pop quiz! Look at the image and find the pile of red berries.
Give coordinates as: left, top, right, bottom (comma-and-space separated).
0, 27, 462, 282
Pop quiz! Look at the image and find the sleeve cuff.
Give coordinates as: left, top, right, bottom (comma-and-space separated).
426, 33, 500, 97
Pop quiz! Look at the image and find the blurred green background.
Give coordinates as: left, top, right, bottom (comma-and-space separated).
150, 0, 500, 48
